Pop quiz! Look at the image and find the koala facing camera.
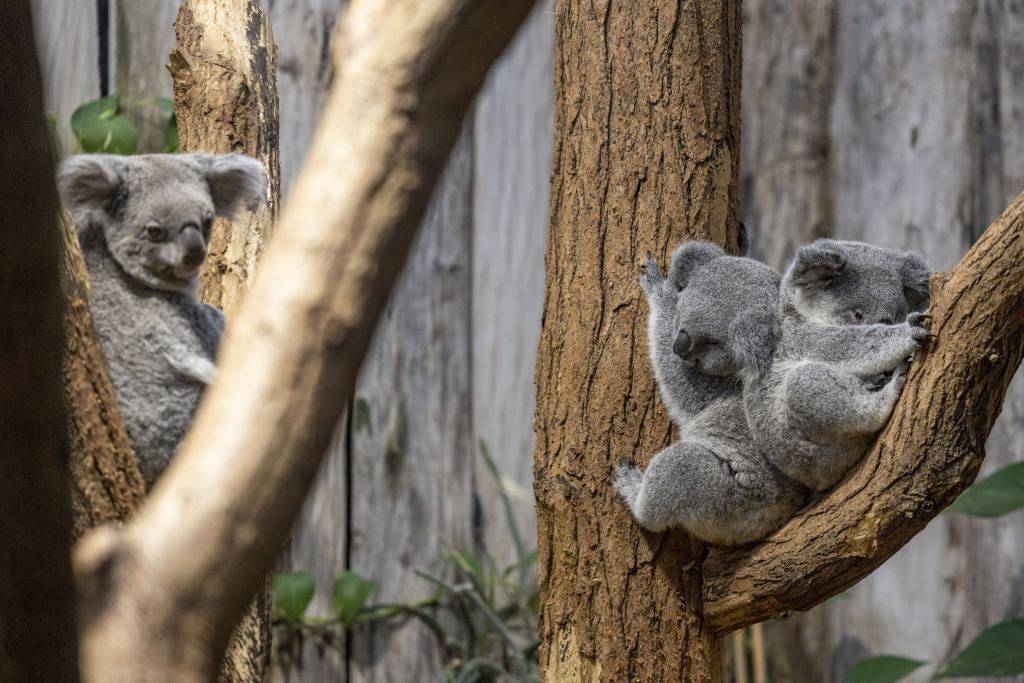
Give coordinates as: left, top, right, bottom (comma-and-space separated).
58, 153, 266, 485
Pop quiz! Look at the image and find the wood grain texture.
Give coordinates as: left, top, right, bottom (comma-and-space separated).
348, 128, 475, 682
261, 0, 344, 194
471, 0, 554, 567
113, 0, 180, 151
534, 1, 743, 680
170, 0, 281, 317
816, 3, 1024, 681
30, 0, 101, 155
703, 192, 1024, 635
74, 2, 535, 679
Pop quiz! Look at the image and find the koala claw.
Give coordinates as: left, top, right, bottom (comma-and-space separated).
908, 311, 932, 330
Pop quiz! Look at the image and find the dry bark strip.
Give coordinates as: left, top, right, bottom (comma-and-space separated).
169, 2, 281, 681
704, 193, 1024, 633
170, 0, 280, 317
0, 2, 79, 678
74, 1, 536, 680
533, 1, 742, 680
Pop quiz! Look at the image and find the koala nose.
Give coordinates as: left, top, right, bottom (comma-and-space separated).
673, 330, 693, 358
183, 245, 205, 268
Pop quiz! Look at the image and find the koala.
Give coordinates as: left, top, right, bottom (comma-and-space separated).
743, 239, 932, 492
57, 153, 266, 486
615, 242, 808, 545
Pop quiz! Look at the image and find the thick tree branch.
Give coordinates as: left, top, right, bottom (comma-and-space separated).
703, 192, 1024, 634
74, 1, 537, 680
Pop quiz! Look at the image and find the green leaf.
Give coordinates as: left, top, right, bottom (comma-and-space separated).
847, 656, 924, 683
70, 94, 120, 139
332, 571, 377, 627
948, 462, 1024, 518
77, 115, 139, 154
153, 96, 175, 113
352, 397, 373, 435
272, 571, 316, 623
936, 619, 1024, 678
164, 114, 179, 153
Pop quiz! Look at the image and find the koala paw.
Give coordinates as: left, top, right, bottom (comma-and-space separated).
907, 311, 937, 346
613, 463, 643, 506
639, 254, 667, 298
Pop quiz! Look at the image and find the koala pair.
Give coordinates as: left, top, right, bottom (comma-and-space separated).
58, 153, 265, 486
615, 238, 931, 545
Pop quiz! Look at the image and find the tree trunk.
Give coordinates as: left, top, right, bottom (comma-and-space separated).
170, 2, 281, 681
0, 2, 78, 679
74, 2, 535, 680
533, 1, 742, 680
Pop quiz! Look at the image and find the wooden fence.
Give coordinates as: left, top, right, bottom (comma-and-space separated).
32, 1, 552, 680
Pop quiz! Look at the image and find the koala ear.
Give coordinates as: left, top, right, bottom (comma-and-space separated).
668, 241, 726, 291
789, 241, 845, 290
191, 154, 267, 219
57, 155, 123, 215
729, 309, 777, 379
900, 250, 931, 311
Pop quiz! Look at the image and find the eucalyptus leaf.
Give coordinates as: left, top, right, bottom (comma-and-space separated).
332, 571, 377, 627
352, 397, 373, 435
153, 96, 175, 113
948, 462, 1024, 518
70, 93, 119, 139
77, 115, 139, 155
936, 619, 1024, 678
164, 114, 179, 153
272, 571, 316, 623
847, 656, 924, 683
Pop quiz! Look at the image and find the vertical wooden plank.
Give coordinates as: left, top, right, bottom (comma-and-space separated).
30, 0, 101, 156
113, 0, 180, 151
261, 0, 343, 194
823, 2, 1024, 681
348, 128, 475, 682
471, 1, 554, 564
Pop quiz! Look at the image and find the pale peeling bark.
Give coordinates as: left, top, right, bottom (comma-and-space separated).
74, 1, 536, 681
169, 0, 280, 317
533, 1, 742, 681
704, 193, 1024, 634
169, 3, 282, 681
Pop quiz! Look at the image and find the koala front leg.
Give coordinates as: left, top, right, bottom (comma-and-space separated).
164, 349, 217, 385
785, 361, 906, 439
836, 320, 928, 379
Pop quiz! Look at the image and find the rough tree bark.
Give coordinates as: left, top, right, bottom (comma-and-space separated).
170, 0, 281, 317
169, 2, 281, 680
73, 1, 536, 680
703, 193, 1024, 634
533, 1, 743, 680
0, 2, 79, 679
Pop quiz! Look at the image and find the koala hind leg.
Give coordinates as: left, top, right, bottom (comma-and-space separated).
785, 361, 906, 439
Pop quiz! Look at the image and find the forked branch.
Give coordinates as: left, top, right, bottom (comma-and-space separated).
703, 192, 1024, 634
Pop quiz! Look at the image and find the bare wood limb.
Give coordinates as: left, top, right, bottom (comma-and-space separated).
0, 1, 79, 678
170, 2, 281, 680
703, 193, 1024, 633
169, 0, 280, 317
75, 1, 536, 680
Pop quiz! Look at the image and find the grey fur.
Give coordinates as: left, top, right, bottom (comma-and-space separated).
58, 153, 265, 486
744, 239, 932, 491
616, 242, 807, 545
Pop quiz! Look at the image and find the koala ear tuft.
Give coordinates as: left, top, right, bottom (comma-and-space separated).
57, 155, 123, 215
729, 309, 777, 379
789, 241, 845, 289
668, 241, 726, 291
900, 250, 931, 311
193, 154, 267, 219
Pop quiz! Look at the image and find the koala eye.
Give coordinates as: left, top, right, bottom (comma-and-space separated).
880, 316, 894, 325
145, 223, 167, 242
201, 213, 214, 238
850, 310, 864, 322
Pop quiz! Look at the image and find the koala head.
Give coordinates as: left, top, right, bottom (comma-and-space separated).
782, 239, 931, 325
58, 153, 266, 294
666, 241, 780, 378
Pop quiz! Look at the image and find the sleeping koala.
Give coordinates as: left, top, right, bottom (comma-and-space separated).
744, 239, 932, 492
615, 243, 807, 545
58, 153, 265, 486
